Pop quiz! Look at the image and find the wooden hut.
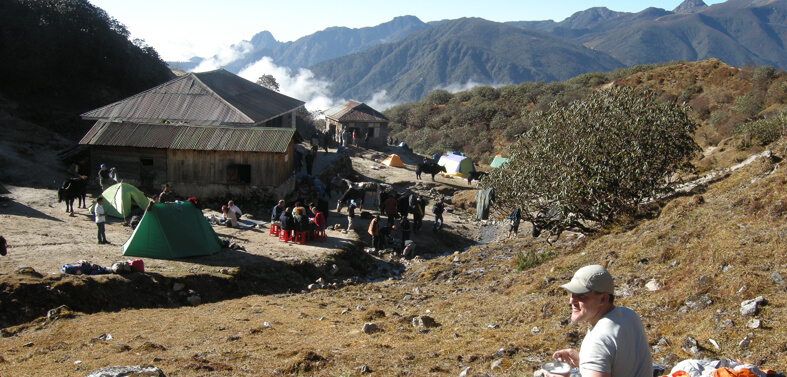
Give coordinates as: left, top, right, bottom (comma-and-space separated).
323, 100, 389, 149
80, 69, 305, 199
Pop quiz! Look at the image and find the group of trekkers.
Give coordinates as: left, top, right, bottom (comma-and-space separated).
270, 199, 327, 243
365, 188, 447, 257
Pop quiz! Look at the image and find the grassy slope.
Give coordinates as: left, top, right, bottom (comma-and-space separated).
1, 142, 785, 376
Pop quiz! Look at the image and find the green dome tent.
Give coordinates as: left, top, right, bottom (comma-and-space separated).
490, 155, 509, 168
122, 201, 223, 259
92, 183, 150, 220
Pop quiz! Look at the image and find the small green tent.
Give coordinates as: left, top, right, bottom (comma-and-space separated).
92, 183, 150, 220
490, 155, 509, 168
122, 201, 222, 259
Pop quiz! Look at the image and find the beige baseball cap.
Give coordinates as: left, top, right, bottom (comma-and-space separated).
560, 265, 614, 295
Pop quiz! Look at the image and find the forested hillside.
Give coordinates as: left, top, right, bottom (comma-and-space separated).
0, 0, 173, 137
384, 59, 787, 170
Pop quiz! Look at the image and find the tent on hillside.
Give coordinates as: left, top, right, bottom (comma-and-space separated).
438, 154, 475, 178
122, 201, 223, 259
490, 155, 509, 168
381, 154, 405, 167
91, 182, 150, 220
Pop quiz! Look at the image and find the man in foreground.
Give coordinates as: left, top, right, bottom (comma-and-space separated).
545, 265, 651, 377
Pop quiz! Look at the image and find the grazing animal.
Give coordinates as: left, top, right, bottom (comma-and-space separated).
336, 187, 366, 213
330, 176, 353, 197
466, 171, 489, 184
416, 162, 447, 181
58, 176, 87, 214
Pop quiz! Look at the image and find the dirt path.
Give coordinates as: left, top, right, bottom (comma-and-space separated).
0, 144, 489, 278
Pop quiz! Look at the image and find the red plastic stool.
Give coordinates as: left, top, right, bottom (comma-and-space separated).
294, 231, 309, 245
279, 230, 291, 242
269, 223, 281, 237
312, 229, 326, 242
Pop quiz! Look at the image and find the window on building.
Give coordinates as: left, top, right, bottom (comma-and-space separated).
227, 164, 251, 184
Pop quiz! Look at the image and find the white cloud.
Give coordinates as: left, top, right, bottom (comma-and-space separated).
238, 57, 339, 113
367, 90, 399, 111
192, 41, 253, 72
437, 80, 484, 93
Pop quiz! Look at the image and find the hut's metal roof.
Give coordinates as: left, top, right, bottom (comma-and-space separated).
79, 121, 295, 153
81, 69, 305, 126
323, 100, 390, 123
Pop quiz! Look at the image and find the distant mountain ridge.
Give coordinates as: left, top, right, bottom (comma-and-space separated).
167, 0, 787, 105
169, 16, 427, 72
308, 18, 624, 104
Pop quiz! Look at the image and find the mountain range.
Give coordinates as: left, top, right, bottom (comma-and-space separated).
170, 0, 787, 105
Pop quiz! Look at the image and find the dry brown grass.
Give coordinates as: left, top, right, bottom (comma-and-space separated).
4, 138, 786, 375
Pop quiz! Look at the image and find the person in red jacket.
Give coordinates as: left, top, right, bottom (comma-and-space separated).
309, 203, 326, 232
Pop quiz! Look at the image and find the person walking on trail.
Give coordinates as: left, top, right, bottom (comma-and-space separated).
364, 130, 370, 148
95, 196, 108, 245
305, 149, 315, 176
543, 265, 652, 377
346, 199, 357, 232
98, 164, 111, 191
432, 198, 445, 231
368, 215, 381, 251
507, 208, 522, 239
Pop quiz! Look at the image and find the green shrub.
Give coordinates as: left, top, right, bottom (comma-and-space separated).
515, 249, 558, 271
484, 87, 700, 231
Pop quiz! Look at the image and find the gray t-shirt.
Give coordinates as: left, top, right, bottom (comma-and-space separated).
579, 306, 652, 377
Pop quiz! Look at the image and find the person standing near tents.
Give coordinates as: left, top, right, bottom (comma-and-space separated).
400, 216, 411, 245
368, 215, 381, 251
410, 194, 424, 233
98, 164, 111, 191
305, 150, 315, 176
508, 208, 522, 239
346, 199, 357, 232
95, 196, 108, 244
158, 183, 175, 203
432, 198, 445, 231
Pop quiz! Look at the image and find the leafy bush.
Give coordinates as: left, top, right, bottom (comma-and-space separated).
735, 116, 785, 148
484, 87, 700, 231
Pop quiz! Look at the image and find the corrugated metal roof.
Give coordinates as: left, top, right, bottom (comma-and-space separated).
79, 121, 295, 153
323, 100, 390, 122
81, 69, 305, 126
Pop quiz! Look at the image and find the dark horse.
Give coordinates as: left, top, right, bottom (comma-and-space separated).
415, 162, 447, 181
57, 176, 87, 214
466, 171, 489, 184
336, 187, 366, 213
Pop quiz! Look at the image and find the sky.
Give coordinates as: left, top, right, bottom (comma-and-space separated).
87, 0, 725, 112
90, 0, 725, 62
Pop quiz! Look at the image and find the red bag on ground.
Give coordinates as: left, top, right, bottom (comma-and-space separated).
129, 259, 144, 272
